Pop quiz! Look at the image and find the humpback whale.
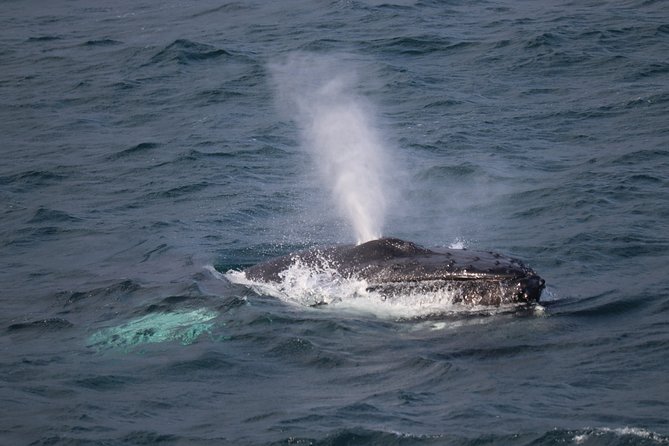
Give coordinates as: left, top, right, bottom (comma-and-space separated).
243, 238, 545, 306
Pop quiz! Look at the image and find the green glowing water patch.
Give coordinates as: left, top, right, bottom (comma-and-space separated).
88, 308, 219, 352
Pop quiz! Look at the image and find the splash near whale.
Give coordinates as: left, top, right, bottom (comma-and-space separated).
237, 238, 545, 308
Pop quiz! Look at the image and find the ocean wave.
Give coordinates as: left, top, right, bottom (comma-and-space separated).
147, 39, 241, 66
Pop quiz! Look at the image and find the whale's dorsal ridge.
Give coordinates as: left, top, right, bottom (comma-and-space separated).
355, 237, 432, 259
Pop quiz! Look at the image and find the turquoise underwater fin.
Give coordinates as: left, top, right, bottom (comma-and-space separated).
88, 308, 219, 352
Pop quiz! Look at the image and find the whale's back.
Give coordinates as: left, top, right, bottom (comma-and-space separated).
242, 238, 545, 306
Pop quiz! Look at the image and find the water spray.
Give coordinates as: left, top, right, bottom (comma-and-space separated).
270, 53, 390, 244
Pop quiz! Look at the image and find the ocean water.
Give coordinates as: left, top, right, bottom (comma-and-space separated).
2, 0, 669, 444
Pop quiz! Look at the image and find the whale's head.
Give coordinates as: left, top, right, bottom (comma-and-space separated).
519, 274, 546, 303
242, 238, 546, 307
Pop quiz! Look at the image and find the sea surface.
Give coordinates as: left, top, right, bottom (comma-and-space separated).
2, 0, 669, 445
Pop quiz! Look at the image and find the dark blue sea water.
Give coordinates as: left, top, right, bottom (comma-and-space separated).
2, 0, 668, 444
